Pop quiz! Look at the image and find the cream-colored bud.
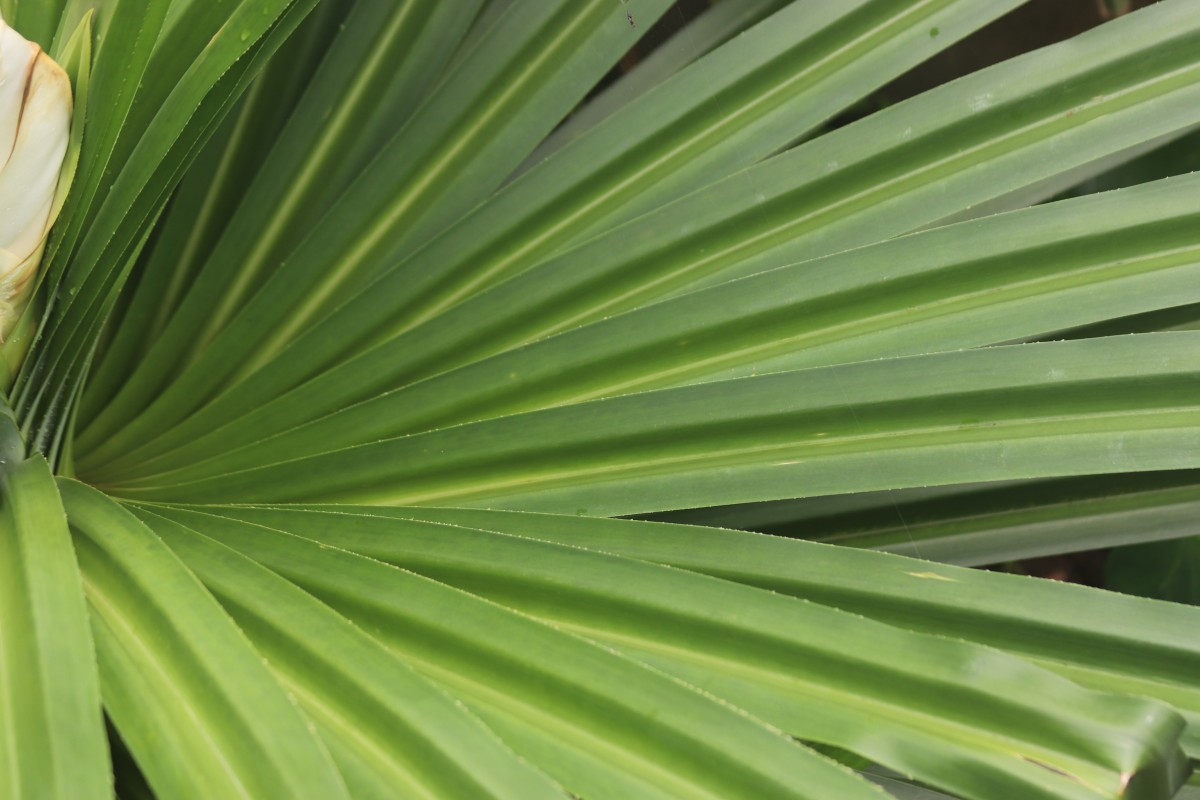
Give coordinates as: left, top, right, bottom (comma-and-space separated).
0, 14, 71, 340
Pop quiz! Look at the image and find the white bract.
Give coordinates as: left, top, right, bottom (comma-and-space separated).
0, 13, 70, 339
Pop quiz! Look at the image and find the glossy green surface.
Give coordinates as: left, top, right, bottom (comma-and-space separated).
4, 1, 1200, 797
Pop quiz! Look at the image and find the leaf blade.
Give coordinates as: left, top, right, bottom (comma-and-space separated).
168, 503, 1192, 800
128, 506, 567, 800
0, 452, 109, 800
107, 334, 1200, 517
59, 479, 350, 800
130, 504, 888, 800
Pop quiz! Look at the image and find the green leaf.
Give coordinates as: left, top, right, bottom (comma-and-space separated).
167, 504, 1192, 800
518, 0, 793, 164
85, 170, 1200, 481
868, 774, 961, 800
351, 503, 1200, 758
77, 0, 1200, 473
74, 0, 677, 458
105, 334, 1200, 515
15, 0, 322, 460
77, 0, 355, 427
74, 0, 482, 433
652, 471, 1200, 568
258, 0, 1029, 344
133, 503, 887, 800
2, 0, 68, 50
0, 445, 109, 799
127, 506, 566, 800
10, 2, 1200, 796
72, 0, 1040, 466
58, 479, 350, 800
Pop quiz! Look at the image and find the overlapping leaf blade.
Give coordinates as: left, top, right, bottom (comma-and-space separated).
338, 504, 1200, 759
14, 0, 323, 459
7, 1, 1200, 797
151, 504, 1191, 800
74, 0, 1200, 475
83, 171, 1200, 481
104, 334, 1200, 515
59, 479, 350, 800
0, 413, 108, 800
74, 0, 677, 456
128, 507, 566, 800
657, 471, 1200, 567
130, 504, 883, 800
74, 0, 1037, 466
0, 0, 67, 49
76, 0, 356, 425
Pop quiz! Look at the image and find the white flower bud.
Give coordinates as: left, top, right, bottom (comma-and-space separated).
0, 14, 71, 339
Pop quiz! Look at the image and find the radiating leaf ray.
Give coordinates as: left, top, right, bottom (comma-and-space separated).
128, 506, 567, 800
15, 0, 324, 461
78, 0, 355, 428
83, 172, 1200, 481
59, 479, 349, 800
106, 335, 1200, 518
649, 470, 1200, 568
74, 0, 1200, 472
127, 504, 888, 800
153, 504, 1191, 800
4, 2, 1199, 797
74, 0, 675, 459
0, 417, 108, 800
517, 0, 794, 167
318, 503, 1200, 758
